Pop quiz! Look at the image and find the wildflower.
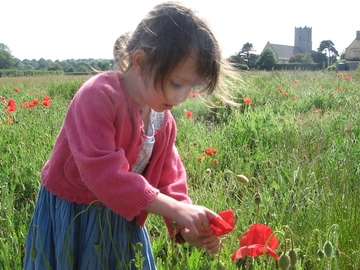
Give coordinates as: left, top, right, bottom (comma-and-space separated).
346, 76, 352, 81
14, 87, 19, 92
204, 148, 212, 156
294, 80, 299, 84
198, 156, 206, 161
284, 93, 288, 97
314, 77, 316, 81
215, 101, 221, 106
293, 96, 297, 101
6, 99, 16, 113
243, 97, 252, 105
338, 87, 343, 91
41, 90, 46, 95
185, 110, 193, 118
315, 109, 322, 113
8, 116, 13, 124
211, 158, 219, 165
211, 147, 217, 154
231, 224, 279, 261
278, 87, 284, 93
33, 99, 40, 105
189, 92, 196, 98
337, 72, 343, 78
42, 96, 51, 107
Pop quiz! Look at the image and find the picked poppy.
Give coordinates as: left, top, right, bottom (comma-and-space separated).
231, 223, 279, 261
209, 209, 235, 236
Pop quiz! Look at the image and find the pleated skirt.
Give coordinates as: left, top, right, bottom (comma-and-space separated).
23, 185, 156, 270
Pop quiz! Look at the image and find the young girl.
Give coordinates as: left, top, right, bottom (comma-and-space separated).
24, 2, 236, 269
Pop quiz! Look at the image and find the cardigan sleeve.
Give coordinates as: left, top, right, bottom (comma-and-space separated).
63, 74, 159, 220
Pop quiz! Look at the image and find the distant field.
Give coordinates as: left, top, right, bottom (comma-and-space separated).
1, 70, 359, 269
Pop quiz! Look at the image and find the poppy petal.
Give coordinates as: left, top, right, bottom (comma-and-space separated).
231, 244, 279, 261
209, 209, 235, 236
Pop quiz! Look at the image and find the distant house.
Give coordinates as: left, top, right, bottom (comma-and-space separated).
344, 31, 360, 70
262, 27, 312, 63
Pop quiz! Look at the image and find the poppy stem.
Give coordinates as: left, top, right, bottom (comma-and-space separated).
282, 225, 294, 250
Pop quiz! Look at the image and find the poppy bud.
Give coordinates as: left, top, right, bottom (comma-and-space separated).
216, 261, 226, 270
236, 174, 249, 184
93, 242, 101, 251
30, 247, 37, 260
317, 249, 325, 259
278, 253, 290, 270
323, 241, 333, 258
254, 192, 261, 205
135, 242, 143, 252
291, 204, 298, 213
288, 249, 297, 266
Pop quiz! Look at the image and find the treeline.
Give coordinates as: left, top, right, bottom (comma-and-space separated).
0, 43, 115, 77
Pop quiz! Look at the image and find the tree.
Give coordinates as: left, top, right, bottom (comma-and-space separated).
240, 42, 255, 65
0, 43, 11, 54
317, 40, 339, 66
0, 50, 15, 69
256, 49, 277, 68
289, 53, 305, 63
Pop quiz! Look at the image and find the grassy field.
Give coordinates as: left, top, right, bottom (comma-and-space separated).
1, 69, 359, 269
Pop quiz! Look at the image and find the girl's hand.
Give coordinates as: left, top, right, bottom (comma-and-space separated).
180, 227, 222, 253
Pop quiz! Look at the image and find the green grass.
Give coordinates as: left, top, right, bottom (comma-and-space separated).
1, 69, 359, 269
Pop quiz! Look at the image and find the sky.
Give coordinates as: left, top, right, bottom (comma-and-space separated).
2, 0, 359, 61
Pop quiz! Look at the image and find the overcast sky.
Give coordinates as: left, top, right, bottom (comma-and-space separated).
2, 0, 359, 61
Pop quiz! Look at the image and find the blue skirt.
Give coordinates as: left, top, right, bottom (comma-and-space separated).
23, 185, 156, 270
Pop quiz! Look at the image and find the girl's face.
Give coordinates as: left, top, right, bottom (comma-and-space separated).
142, 55, 201, 112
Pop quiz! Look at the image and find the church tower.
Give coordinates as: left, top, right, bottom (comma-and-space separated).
294, 27, 312, 54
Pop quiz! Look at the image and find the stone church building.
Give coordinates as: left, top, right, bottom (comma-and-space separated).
262, 27, 312, 63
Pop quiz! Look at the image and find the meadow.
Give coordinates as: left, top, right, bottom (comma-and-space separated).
0, 69, 359, 269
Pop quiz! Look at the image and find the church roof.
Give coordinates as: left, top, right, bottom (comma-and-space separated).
263, 42, 304, 60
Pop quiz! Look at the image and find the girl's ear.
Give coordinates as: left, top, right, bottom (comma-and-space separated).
132, 49, 146, 76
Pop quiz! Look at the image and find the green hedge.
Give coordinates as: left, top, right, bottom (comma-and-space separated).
260, 63, 323, 71
0, 69, 65, 77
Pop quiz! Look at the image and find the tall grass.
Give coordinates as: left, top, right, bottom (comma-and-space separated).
1, 70, 359, 269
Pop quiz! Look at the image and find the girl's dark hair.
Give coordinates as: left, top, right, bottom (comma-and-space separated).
114, 2, 239, 103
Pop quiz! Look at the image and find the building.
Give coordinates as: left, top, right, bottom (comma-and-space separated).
262, 27, 312, 63
344, 31, 360, 70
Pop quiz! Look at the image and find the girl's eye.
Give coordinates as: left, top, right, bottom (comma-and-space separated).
170, 81, 181, 88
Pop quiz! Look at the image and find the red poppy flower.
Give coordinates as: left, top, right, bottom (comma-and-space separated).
185, 110, 193, 118
338, 87, 343, 91
293, 96, 297, 101
33, 99, 40, 105
42, 100, 51, 107
189, 92, 196, 98
205, 148, 212, 156
346, 76, 352, 81
209, 209, 235, 236
231, 224, 279, 261
211, 147, 217, 154
337, 73, 343, 78
211, 158, 219, 165
278, 87, 284, 94
315, 108, 322, 113
14, 87, 19, 92
243, 97, 252, 105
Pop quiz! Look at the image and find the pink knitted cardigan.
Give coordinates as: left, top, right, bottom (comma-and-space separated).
42, 71, 191, 236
